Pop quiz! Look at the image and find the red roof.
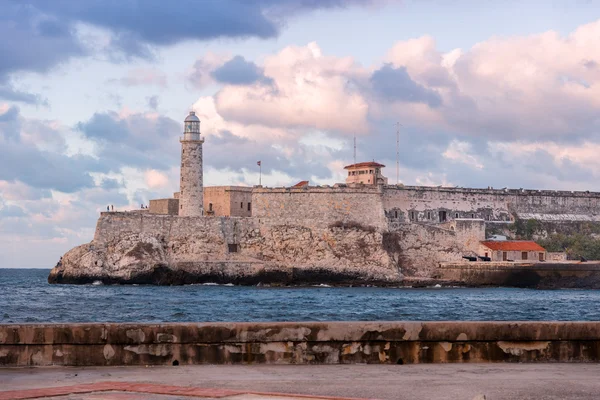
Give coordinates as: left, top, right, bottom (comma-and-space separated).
344, 162, 386, 169
292, 180, 309, 188
480, 241, 546, 252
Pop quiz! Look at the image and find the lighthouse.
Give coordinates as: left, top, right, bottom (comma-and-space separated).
179, 111, 204, 216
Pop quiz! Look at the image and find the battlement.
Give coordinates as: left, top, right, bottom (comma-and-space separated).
385, 184, 600, 199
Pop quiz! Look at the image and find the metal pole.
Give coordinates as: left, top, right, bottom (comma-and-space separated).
396, 122, 401, 184
353, 134, 356, 165
259, 163, 262, 186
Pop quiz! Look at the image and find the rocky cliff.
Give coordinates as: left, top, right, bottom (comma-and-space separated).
48, 213, 405, 286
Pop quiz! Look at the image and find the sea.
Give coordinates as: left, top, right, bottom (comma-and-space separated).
2, 268, 600, 323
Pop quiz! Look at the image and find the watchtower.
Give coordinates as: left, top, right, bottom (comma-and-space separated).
179, 111, 204, 216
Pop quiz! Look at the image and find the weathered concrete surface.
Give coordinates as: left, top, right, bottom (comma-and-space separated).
3, 322, 600, 367
438, 261, 600, 289
3, 364, 600, 400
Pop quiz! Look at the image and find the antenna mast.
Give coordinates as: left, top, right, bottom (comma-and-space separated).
395, 122, 402, 184
353, 133, 357, 165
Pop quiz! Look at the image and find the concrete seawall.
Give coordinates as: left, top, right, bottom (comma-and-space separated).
438, 262, 600, 288
3, 321, 600, 367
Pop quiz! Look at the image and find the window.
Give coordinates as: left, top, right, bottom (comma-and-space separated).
427, 212, 431, 219
439, 211, 447, 222
503, 252, 507, 261
247, 202, 251, 212
455, 213, 459, 218
471, 213, 475, 218
522, 252, 528, 260
484, 252, 488, 258
348, 172, 351, 176
539, 252, 544, 261
240, 202, 243, 209
228, 244, 239, 253
209, 203, 213, 212
180, 205, 183, 209
394, 211, 398, 218
410, 211, 416, 221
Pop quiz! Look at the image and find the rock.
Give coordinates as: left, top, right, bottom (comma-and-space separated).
48, 216, 404, 286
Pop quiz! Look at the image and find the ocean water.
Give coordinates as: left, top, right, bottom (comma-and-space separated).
2, 268, 600, 323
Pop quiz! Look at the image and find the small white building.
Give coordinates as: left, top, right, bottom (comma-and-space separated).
344, 162, 388, 186
480, 240, 547, 262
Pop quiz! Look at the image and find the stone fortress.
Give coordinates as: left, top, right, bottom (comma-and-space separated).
48, 111, 600, 287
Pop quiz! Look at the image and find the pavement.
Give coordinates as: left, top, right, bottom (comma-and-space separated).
2, 364, 600, 400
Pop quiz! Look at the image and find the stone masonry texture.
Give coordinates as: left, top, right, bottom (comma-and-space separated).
179, 139, 203, 217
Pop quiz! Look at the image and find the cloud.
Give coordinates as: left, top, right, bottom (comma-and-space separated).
76, 111, 181, 171
370, 64, 442, 107
0, 3, 83, 103
0, 106, 99, 192
0, 86, 45, 105
147, 95, 159, 110
145, 169, 169, 189
0, 180, 51, 201
99, 178, 123, 190
17, 0, 376, 65
110, 68, 167, 87
0, 204, 27, 218
442, 140, 483, 170
211, 56, 273, 86
214, 42, 369, 133
187, 52, 235, 89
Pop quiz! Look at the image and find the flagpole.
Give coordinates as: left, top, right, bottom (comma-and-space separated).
257, 161, 262, 186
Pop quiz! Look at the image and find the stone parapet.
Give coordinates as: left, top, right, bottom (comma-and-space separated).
437, 261, 600, 288
2, 321, 600, 366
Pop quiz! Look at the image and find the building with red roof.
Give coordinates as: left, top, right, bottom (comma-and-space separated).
480, 240, 547, 262
344, 161, 388, 186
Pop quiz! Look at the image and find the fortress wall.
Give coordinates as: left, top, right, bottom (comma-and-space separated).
442, 219, 486, 254
252, 186, 386, 229
383, 186, 511, 223
4, 321, 600, 366
394, 223, 474, 276
383, 186, 600, 223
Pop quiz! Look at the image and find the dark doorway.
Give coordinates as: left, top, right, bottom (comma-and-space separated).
439, 211, 447, 222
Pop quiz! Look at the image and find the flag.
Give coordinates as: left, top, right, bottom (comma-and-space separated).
257, 161, 261, 166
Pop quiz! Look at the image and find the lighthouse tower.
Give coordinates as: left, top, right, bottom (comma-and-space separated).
179, 111, 204, 216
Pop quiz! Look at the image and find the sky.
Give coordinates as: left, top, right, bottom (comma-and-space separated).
2, 0, 600, 268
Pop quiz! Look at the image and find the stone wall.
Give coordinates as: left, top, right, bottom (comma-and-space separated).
252, 186, 386, 229
548, 252, 568, 261
149, 199, 179, 215
437, 261, 600, 288
392, 220, 484, 277
203, 187, 230, 217
3, 321, 600, 367
383, 185, 600, 223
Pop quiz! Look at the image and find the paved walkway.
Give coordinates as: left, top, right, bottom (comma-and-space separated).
3, 364, 600, 399
0, 381, 366, 400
